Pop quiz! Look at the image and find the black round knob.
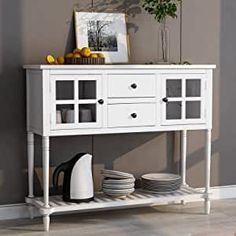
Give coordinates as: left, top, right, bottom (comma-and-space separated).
131, 83, 137, 89
162, 97, 168, 103
131, 113, 137, 118
98, 99, 104, 105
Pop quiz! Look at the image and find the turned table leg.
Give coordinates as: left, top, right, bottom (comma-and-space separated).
42, 136, 50, 231
181, 130, 188, 205
27, 132, 35, 219
205, 129, 212, 215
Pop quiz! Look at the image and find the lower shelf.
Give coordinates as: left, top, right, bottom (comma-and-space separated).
26, 186, 206, 215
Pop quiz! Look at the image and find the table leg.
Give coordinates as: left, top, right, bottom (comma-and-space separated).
42, 136, 50, 231
27, 132, 34, 198
181, 130, 187, 205
181, 130, 188, 186
27, 132, 35, 219
205, 129, 212, 215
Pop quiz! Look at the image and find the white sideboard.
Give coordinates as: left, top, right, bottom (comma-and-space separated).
24, 64, 215, 231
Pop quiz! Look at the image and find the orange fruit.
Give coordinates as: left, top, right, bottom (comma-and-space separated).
90, 53, 98, 59
73, 48, 81, 54
46, 55, 56, 64
73, 53, 81, 58
80, 47, 91, 57
57, 56, 65, 65
65, 53, 74, 59
97, 53, 105, 58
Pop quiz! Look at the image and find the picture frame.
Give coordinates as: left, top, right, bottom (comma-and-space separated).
74, 12, 129, 64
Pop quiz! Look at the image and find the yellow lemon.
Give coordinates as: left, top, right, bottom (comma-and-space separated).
80, 47, 91, 57
46, 55, 56, 64
57, 56, 65, 65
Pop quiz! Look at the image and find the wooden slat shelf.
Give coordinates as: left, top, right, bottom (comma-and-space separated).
26, 186, 205, 215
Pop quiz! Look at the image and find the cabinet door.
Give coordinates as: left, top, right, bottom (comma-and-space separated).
50, 75, 103, 130
161, 74, 206, 125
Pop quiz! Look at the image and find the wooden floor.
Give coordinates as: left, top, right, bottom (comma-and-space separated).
0, 199, 236, 236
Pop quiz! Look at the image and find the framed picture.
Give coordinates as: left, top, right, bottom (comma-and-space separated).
74, 12, 129, 64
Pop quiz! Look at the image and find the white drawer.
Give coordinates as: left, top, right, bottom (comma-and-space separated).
108, 74, 156, 98
108, 103, 156, 128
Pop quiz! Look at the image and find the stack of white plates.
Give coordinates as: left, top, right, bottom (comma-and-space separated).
141, 173, 181, 193
101, 169, 135, 198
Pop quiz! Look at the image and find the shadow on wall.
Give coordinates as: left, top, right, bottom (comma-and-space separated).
0, 0, 28, 204
74, 0, 142, 33
0, 0, 180, 203
33, 132, 177, 196
219, 0, 236, 186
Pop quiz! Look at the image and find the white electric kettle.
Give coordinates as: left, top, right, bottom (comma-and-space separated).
53, 153, 94, 203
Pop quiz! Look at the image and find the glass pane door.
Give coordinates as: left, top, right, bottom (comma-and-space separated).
51, 75, 102, 130
78, 80, 97, 124
164, 78, 183, 123
161, 74, 206, 125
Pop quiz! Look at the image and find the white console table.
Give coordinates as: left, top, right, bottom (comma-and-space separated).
24, 64, 215, 231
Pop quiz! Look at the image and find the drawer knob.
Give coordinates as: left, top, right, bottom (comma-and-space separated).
98, 99, 104, 105
131, 83, 137, 89
162, 97, 168, 103
131, 113, 137, 119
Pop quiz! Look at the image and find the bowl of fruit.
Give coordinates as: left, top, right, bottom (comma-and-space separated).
46, 47, 105, 65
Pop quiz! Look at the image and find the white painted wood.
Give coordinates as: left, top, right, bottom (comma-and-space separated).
27, 132, 34, 198
42, 70, 51, 136
108, 74, 156, 98
1, 185, 235, 221
25, 186, 204, 216
23, 64, 216, 70
47, 125, 211, 136
181, 130, 187, 186
43, 215, 50, 232
42, 136, 50, 209
161, 73, 206, 126
205, 129, 212, 215
26, 70, 43, 134
24, 64, 215, 231
206, 70, 213, 129
108, 98, 156, 104
50, 74, 103, 130
108, 103, 156, 128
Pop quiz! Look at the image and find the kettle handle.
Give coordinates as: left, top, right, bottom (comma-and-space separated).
53, 163, 67, 190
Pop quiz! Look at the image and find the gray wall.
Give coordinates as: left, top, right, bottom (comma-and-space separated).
0, 0, 227, 205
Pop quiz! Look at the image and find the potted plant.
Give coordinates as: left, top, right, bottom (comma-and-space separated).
142, 0, 181, 63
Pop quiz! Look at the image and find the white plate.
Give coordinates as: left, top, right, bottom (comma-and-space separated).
142, 173, 181, 182
103, 188, 135, 194
103, 178, 135, 184
141, 189, 179, 194
102, 183, 135, 189
101, 169, 134, 179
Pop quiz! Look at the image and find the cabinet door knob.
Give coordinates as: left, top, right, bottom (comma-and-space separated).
98, 99, 104, 105
131, 83, 137, 89
162, 97, 168, 103
131, 113, 137, 118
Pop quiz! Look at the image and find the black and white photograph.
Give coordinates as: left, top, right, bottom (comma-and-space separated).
87, 20, 118, 52
75, 12, 129, 63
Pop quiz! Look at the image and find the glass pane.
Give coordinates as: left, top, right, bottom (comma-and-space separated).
186, 101, 201, 119
79, 81, 96, 99
166, 102, 182, 120
166, 79, 182, 97
186, 79, 201, 97
79, 104, 96, 123
56, 81, 74, 100
56, 104, 74, 123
